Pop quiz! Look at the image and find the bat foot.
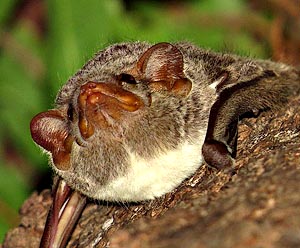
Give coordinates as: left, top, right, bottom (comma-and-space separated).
202, 140, 235, 172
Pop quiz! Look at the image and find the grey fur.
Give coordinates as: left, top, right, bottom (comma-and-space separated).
35, 42, 300, 200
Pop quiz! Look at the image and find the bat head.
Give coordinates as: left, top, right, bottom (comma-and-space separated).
30, 42, 193, 199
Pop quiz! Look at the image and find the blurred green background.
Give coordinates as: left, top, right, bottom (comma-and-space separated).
0, 0, 298, 242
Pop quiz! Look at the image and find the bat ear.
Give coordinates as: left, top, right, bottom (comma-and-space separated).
30, 110, 73, 170
136, 42, 192, 97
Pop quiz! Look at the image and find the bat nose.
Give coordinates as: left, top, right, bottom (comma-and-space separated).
77, 82, 144, 140
79, 82, 144, 112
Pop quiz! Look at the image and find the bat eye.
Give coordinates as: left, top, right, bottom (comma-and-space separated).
67, 103, 74, 121
118, 73, 137, 84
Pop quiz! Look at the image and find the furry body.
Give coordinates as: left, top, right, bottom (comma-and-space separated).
31, 42, 300, 201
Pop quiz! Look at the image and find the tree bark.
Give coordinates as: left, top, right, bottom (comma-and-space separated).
2, 95, 300, 248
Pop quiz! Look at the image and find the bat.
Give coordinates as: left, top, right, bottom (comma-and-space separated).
30, 42, 300, 247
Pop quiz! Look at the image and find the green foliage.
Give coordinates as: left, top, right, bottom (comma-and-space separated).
0, 0, 269, 242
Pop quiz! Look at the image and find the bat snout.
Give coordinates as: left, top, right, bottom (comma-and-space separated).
77, 82, 144, 139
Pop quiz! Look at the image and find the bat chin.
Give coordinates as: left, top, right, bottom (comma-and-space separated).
39, 177, 87, 248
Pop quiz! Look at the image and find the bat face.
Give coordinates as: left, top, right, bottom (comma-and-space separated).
30, 42, 217, 202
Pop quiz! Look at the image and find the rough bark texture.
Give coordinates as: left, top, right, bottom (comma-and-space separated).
1, 95, 300, 248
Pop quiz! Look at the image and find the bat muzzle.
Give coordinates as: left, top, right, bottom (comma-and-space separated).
78, 82, 144, 139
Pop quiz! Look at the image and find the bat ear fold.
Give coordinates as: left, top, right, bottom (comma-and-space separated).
30, 110, 73, 170
136, 43, 192, 97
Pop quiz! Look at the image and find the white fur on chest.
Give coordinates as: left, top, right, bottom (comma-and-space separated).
94, 133, 205, 202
